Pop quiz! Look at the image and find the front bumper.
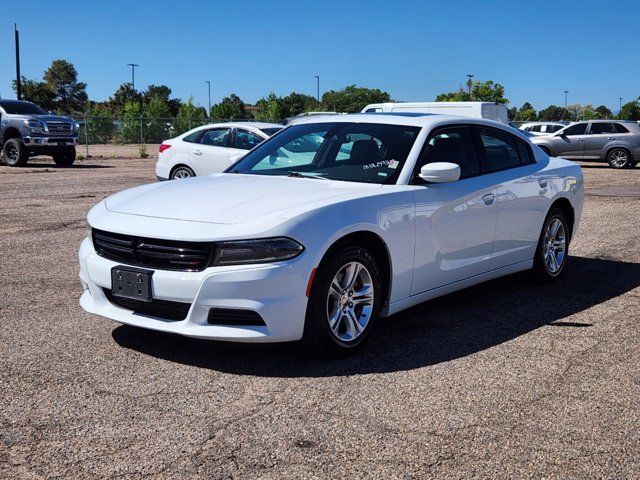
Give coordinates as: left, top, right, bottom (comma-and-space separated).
24, 136, 78, 147
78, 237, 309, 342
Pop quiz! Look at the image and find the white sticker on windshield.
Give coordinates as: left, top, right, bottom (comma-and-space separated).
388, 159, 399, 169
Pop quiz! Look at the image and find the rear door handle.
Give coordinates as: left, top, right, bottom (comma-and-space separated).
607, 137, 615, 141
482, 193, 495, 205
193, 149, 202, 156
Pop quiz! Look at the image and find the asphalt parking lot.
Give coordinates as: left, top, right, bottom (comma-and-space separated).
1, 157, 639, 479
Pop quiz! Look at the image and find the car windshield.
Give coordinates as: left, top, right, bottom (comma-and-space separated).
260, 127, 283, 136
229, 122, 421, 184
1, 102, 48, 115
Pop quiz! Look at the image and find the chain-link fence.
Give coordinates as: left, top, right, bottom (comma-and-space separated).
74, 116, 262, 159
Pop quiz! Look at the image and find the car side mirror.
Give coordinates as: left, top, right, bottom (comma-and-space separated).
419, 162, 461, 183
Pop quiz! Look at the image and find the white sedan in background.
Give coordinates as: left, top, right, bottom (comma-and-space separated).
80, 114, 584, 356
156, 122, 283, 179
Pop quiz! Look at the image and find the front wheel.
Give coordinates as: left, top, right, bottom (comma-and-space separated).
303, 246, 381, 356
2, 138, 28, 167
53, 149, 76, 167
532, 208, 570, 283
607, 148, 631, 169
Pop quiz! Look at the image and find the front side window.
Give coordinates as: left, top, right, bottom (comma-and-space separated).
234, 129, 264, 150
562, 123, 587, 136
228, 122, 420, 184
548, 125, 563, 133
478, 128, 521, 172
420, 127, 479, 178
200, 128, 230, 147
530, 125, 542, 132
589, 122, 615, 134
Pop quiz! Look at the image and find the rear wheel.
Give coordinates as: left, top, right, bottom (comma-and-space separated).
532, 208, 570, 283
53, 149, 76, 167
607, 148, 631, 169
2, 138, 28, 167
303, 246, 381, 356
170, 165, 195, 179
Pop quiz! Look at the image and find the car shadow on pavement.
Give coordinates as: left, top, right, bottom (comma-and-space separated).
112, 256, 640, 377
18, 163, 114, 169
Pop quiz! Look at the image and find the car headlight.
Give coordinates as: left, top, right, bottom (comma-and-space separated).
211, 237, 304, 266
23, 120, 45, 134
73, 122, 80, 133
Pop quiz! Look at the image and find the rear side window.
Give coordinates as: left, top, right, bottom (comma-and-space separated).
589, 123, 615, 134
234, 129, 264, 150
563, 123, 587, 136
421, 126, 480, 178
477, 128, 521, 172
613, 123, 629, 133
183, 131, 201, 143
200, 128, 230, 147
515, 138, 534, 165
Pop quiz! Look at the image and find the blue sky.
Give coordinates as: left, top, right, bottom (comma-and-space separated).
1, 0, 638, 111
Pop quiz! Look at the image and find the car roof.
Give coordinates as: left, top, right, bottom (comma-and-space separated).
0, 99, 33, 105
195, 121, 283, 130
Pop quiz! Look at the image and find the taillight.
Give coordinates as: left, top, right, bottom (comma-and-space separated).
159, 144, 171, 153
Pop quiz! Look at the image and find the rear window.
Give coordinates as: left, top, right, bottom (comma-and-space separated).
182, 131, 201, 143
613, 123, 629, 134
589, 123, 616, 134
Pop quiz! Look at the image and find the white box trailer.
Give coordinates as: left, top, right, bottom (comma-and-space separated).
361, 101, 508, 123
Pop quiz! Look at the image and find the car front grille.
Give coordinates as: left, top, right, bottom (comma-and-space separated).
92, 229, 213, 271
103, 288, 191, 321
47, 122, 73, 135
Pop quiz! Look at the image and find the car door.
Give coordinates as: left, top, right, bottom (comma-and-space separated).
552, 123, 587, 158
189, 127, 231, 174
474, 127, 548, 270
228, 128, 267, 165
584, 122, 617, 159
410, 125, 498, 295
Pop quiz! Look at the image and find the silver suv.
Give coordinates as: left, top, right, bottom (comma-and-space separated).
531, 120, 640, 168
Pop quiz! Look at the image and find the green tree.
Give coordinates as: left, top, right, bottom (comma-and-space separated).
580, 104, 598, 120
143, 84, 181, 117
12, 77, 56, 111
279, 92, 319, 117
84, 103, 116, 144
321, 85, 391, 113
42, 59, 87, 114
436, 80, 509, 104
108, 83, 142, 116
595, 105, 612, 119
538, 105, 570, 121
211, 93, 252, 120
119, 101, 144, 143
173, 97, 208, 135
255, 93, 282, 122
144, 97, 171, 142
618, 100, 640, 120
514, 102, 537, 121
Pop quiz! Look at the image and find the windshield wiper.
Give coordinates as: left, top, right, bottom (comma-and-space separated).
286, 171, 328, 180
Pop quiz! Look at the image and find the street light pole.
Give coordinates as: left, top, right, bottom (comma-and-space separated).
205, 81, 212, 119
314, 75, 320, 103
619, 97, 623, 113
15, 24, 22, 100
564, 90, 568, 109
127, 63, 139, 90
466, 74, 474, 100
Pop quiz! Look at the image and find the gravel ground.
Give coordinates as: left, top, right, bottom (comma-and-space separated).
1, 157, 639, 479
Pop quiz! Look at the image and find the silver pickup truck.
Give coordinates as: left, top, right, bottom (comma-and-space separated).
531, 120, 640, 169
0, 99, 79, 167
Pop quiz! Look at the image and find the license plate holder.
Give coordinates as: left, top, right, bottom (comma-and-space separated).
111, 266, 153, 302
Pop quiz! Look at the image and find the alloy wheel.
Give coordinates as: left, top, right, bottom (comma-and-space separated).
172, 168, 193, 179
609, 150, 628, 168
6, 144, 18, 162
543, 218, 566, 274
326, 261, 375, 342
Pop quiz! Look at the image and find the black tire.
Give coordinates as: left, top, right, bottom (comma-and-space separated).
303, 245, 382, 357
2, 138, 28, 167
607, 148, 632, 169
170, 165, 195, 179
53, 149, 76, 167
532, 208, 570, 283
628, 161, 638, 169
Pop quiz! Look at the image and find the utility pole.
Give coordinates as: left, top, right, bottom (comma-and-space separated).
15, 24, 22, 100
127, 63, 139, 90
205, 81, 211, 118
466, 74, 474, 100
564, 90, 569, 109
314, 75, 320, 103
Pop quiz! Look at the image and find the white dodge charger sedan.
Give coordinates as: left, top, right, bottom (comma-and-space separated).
155, 122, 283, 179
79, 113, 584, 355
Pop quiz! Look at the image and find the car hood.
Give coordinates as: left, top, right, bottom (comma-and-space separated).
104, 174, 382, 224
32, 114, 75, 123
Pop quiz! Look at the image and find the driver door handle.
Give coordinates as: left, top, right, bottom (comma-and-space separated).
193, 149, 202, 156
482, 193, 495, 205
